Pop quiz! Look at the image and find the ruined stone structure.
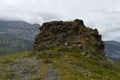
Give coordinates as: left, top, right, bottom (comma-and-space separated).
33, 19, 105, 56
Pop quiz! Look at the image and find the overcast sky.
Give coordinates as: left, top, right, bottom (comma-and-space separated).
0, 0, 120, 41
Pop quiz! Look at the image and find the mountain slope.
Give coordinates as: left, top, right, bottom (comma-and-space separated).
0, 20, 39, 41
0, 20, 40, 56
105, 41, 120, 61
0, 34, 32, 56
0, 46, 119, 80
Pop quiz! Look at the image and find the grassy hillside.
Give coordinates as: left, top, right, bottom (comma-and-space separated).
0, 34, 33, 56
0, 48, 120, 80
0, 20, 119, 80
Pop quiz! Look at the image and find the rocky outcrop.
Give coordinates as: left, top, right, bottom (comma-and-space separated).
33, 19, 105, 56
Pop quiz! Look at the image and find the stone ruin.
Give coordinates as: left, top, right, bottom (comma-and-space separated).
33, 19, 105, 56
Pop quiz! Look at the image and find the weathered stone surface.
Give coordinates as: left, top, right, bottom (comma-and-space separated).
33, 19, 105, 56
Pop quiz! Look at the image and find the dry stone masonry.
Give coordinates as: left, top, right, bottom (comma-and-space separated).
33, 19, 105, 57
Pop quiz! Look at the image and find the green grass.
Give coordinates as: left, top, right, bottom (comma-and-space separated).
46, 52, 120, 80
0, 52, 27, 79
34, 47, 120, 80
0, 47, 120, 80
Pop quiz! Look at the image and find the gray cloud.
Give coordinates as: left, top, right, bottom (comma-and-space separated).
90, 9, 120, 41
37, 12, 61, 22
0, 0, 120, 41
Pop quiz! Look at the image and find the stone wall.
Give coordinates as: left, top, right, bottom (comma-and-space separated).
33, 19, 105, 56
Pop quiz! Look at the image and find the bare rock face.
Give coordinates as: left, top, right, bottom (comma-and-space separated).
33, 19, 105, 56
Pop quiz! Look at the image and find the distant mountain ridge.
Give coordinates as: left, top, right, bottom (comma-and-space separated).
0, 20, 40, 56
0, 20, 40, 41
0, 34, 32, 56
105, 41, 120, 61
